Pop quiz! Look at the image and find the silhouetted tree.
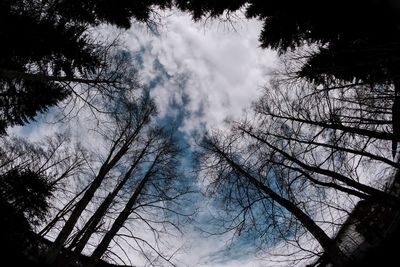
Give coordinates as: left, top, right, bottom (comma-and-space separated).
175, 0, 400, 155
0, 0, 99, 133
199, 133, 350, 266
38, 89, 191, 266
46, 92, 157, 264
55, 0, 173, 28
0, 169, 51, 227
0, 132, 88, 265
68, 129, 158, 255
246, 78, 400, 204
0, 0, 173, 134
88, 128, 185, 266
197, 73, 400, 265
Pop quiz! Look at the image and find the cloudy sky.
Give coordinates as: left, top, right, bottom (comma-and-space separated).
11, 10, 282, 267
123, 11, 276, 137
119, 11, 278, 267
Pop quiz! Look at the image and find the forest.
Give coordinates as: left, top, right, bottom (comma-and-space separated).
1, 1, 400, 266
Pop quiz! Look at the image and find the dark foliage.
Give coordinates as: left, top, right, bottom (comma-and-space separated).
175, 0, 400, 157
0, 168, 52, 266
176, 1, 399, 53
0, 169, 52, 225
56, 0, 173, 28
0, 79, 69, 134
0, 0, 99, 132
0, 0, 173, 133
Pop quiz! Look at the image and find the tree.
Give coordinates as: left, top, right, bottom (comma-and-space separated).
68, 128, 158, 256
0, 132, 88, 265
248, 83, 398, 201
55, 0, 173, 28
0, 0, 100, 133
0, 0, 173, 134
46, 92, 157, 264
175, 0, 399, 72
175, 0, 400, 155
248, 77, 399, 202
196, 73, 400, 265
0, 169, 51, 264
88, 128, 185, 266
199, 133, 350, 266
38, 89, 191, 266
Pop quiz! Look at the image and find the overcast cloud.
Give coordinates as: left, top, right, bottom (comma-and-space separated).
117, 11, 277, 267
123, 12, 276, 137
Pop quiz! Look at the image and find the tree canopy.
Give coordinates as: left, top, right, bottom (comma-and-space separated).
2, 1, 400, 266
0, 0, 173, 134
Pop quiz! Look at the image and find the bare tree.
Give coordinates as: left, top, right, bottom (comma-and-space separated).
199, 133, 349, 266
197, 74, 400, 266
88, 128, 188, 266
248, 78, 399, 204
68, 128, 158, 255
45, 91, 157, 263
0, 132, 88, 227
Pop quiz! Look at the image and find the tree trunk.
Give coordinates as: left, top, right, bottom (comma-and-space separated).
211, 142, 351, 267
46, 136, 137, 264
240, 127, 400, 208
39, 185, 87, 237
70, 145, 147, 255
89, 169, 154, 266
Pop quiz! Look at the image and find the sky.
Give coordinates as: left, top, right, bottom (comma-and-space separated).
123, 11, 276, 139
6, 6, 398, 267
10, 10, 284, 267
119, 11, 278, 267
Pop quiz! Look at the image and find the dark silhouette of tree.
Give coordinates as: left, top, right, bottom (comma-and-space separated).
196, 73, 400, 265
199, 133, 350, 267
46, 93, 157, 264
68, 129, 157, 256
0, 0, 99, 133
0, 0, 174, 134
0, 134, 88, 237
250, 77, 400, 204
175, 1, 399, 57
0, 169, 51, 227
0, 132, 88, 265
175, 0, 400, 156
37, 89, 191, 265
55, 0, 173, 28
0, 79, 69, 134
88, 128, 185, 266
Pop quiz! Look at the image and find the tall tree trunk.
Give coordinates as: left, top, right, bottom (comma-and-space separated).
239, 127, 400, 207
89, 161, 157, 266
39, 184, 90, 237
46, 134, 138, 264
210, 141, 351, 267
69, 145, 148, 255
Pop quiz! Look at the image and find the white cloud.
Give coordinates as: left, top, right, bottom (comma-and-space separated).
114, 11, 279, 267
123, 11, 277, 137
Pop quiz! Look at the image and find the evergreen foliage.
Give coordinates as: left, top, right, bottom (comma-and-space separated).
0, 0, 172, 133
